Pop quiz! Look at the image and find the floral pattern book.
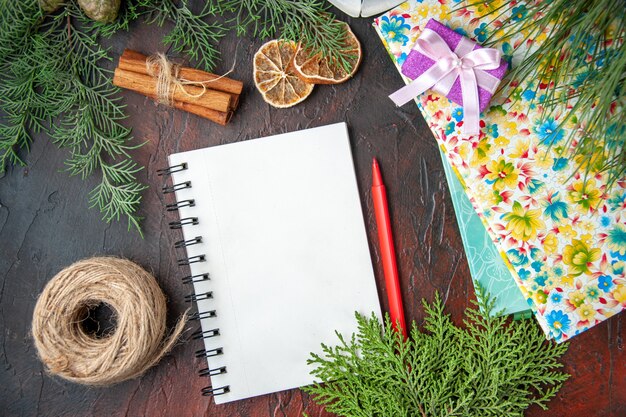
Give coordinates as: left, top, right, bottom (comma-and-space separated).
374, 0, 626, 342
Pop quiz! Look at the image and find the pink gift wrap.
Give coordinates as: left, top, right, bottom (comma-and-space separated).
401, 19, 508, 113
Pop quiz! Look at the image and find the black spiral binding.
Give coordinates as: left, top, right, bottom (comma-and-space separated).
160, 162, 229, 398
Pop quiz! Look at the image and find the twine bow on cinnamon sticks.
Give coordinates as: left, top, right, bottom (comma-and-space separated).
113, 50, 243, 125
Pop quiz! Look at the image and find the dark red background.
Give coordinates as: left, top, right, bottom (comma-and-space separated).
0, 3, 624, 416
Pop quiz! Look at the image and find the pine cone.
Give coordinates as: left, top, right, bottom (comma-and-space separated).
38, 0, 65, 13
77, 0, 121, 23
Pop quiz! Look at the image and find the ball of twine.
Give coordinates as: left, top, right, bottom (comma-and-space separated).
32, 257, 187, 386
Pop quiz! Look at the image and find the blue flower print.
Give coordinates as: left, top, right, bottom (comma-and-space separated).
572, 71, 590, 88
536, 118, 565, 146
550, 292, 563, 304
611, 251, 626, 261
454, 27, 469, 37
522, 89, 536, 101
518, 268, 530, 280
444, 121, 456, 135
607, 190, 626, 212
397, 52, 408, 66
501, 42, 514, 66
527, 178, 545, 194
511, 5, 528, 22
485, 123, 499, 138
534, 272, 547, 286
380, 16, 411, 46
552, 157, 568, 171
611, 261, 624, 275
546, 309, 571, 336
601, 216, 611, 227
474, 23, 489, 43
598, 275, 614, 292
542, 192, 569, 222
607, 223, 626, 259
585, 285, 600, 301
452, 107, 464, 122
507, 249, 529, 267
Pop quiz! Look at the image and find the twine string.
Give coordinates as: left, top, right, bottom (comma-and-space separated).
146, 52, 237, 106
32, 257, 188, 386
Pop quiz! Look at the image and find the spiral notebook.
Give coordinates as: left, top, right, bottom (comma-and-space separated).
162, 123, 382, 404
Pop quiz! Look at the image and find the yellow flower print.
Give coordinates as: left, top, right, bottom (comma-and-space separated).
471, 139, 493, 167
577, 304, 596, 322
581, 220, 596, 233
475, 182, 488, 196
502, 201, 545, 241
485, 158, 519, 191
416, 4, 430, 17
562, 239, 601, 276
574, 146, 606, 173
534, 152, 553, 169
568, 180, 602, 213
613, 285, 626, 305
556, 173, 569, 185
431, 4, 449, 21
558, 224, 578, 240
606, 22, 618, 41
533, 291, 548, 305
501, 121, 518, 138
488, 108, 509, 127
543, 233, 558, 254
510, 139, 530, 159
568, 291, 586, 308
580, 233, 595, 247
533, 31, 548, 45
487, 190, 503, 206
472, 0, 504, 17
510, 100, 528, 114
560, 275, 575, 286
494, 136, 510, 148
424, 100, 441, 115
458, 141, 472, 162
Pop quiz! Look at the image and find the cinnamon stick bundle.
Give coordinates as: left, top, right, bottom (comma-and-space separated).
113, 50, 243, 125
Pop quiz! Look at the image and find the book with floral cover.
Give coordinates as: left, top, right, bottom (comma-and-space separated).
440, 148, 530, 317
374, 0, 626, 342
374, 7, 529, 318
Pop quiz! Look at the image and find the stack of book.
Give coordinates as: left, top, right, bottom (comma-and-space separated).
374, 0, 626, 341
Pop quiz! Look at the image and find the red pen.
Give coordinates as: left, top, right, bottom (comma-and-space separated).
371, 158, 407, 338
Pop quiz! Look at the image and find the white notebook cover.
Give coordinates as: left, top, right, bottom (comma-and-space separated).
168, 123, 382, 404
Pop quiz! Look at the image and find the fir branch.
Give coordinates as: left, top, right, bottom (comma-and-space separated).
305, 287, 569, 417
0, 0, 146, 233
142, 0, 225, 71
93, 0, 150, 37
211, 0, 355, 72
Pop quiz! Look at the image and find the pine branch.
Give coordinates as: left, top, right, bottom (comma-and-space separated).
305, 287, 569, 417
0, 0, 146, 233
211, 0, 356, 72
142, 0, 225, 71
465, 0, 626, 189
0, 0, 358, 235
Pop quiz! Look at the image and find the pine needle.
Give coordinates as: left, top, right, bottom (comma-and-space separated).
305, 285, 569, 417
0, 0, 147, 233
210, 0, 356, 72
0, 0, 355, 234
465, 0, 626, 189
